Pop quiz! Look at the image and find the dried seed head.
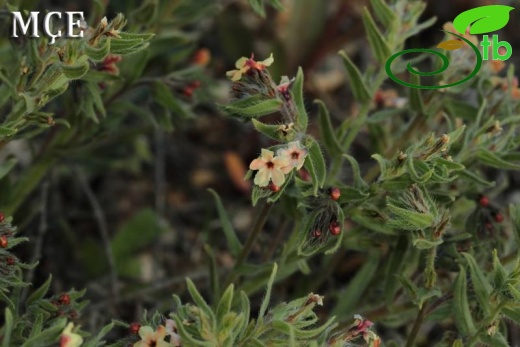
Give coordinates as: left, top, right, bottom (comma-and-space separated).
397, 151, 407, 163
306, 293, 324, 306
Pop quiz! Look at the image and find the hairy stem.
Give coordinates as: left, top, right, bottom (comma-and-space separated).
225, 202, 272, 287
405, 304, 428, 347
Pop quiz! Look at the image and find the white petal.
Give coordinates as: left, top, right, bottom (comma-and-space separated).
271, 168, 285, 187
249, 158, 266, 170
260, 149, 274, 161
261, 53, 274, 66
254, 169, 270, 187
235, 57, 248, 68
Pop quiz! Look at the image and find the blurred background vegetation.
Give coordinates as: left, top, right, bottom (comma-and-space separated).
2, 0, 520, 345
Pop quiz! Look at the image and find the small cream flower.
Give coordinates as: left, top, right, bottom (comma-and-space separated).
60, 323, 83, 347
165, 319, 182, 347
249, 149, 289, 187
134, 325, 173, 347
277, 141, 307, 173
226, 53, 274, 81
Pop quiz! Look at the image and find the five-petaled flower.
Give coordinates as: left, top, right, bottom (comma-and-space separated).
277, 141, 307, 173
134, 325, 173, 347
226, 53, 274, 81
60, 323, 83, 347
250, 149, 290, 187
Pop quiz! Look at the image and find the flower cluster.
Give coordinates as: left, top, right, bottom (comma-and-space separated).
327, 314, 381, 347
133, 320, 181, 347
226, 53, 274, 81
249, 141, 307, 188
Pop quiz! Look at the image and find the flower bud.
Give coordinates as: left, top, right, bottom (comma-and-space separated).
0, 212, 4, 222
329, 221, 341, 235
329, 187, 341, 201
0, 235, 7, 248
494, 213, 504, 223
268, 182, 280, 192
59, 293, 71, 305
479, 195, 489, 207
129, 322, 141, 335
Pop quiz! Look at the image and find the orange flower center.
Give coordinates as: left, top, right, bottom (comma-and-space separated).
291, 151, 299, 159
266, 161, 274, 169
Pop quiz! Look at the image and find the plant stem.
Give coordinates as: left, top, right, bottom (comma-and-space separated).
225, 202, 272, 287
405, 304, 428, 347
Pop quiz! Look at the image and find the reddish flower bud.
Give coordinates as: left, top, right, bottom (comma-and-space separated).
192, 48, 211, 66
183, 87, 194, 97
190, 80, 201, 89
311, 230, 322, 238
268, 182, 280, 192
59, 293, 71, 306
329, 221, 341, 235
298, 169, 311, 182
0, 212, 4, 222
69, 311, 78, 319
6, 257, 15, 266
479, 196, 489, 207
494, 213, 504, 223
329, 187, 341, 201
0, 235, 7, 248
485, 222, 493, 231
129, 322, 141, 335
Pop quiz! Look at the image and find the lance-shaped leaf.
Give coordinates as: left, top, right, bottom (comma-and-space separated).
333, 253, 379, 316
409, 73, 425, 114
369, 0, 397, 28
251, 119, 291, 142
453, 5, 514, 35
292, 67, 308, 131
453, 266, 476, 335
477, 148, 520, 169
257, 263, 278, 326
303, 137, 327, 195
362, 7, 391, 64
339, 51, 371, 103
316, 100, 342, 155
387, 203, 435, 230
0, 158, 17, 180
84, 37, 111, 61
462, 253, 492, 316
208, 189, 242, 257
510, 204, 520, 245
26, 275, 52, 307
343, 154, 368, 189
216, 284, 234, 322
222, 97, 283, 118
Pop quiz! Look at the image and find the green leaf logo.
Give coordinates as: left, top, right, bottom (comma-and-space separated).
453, 5, 514, 34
